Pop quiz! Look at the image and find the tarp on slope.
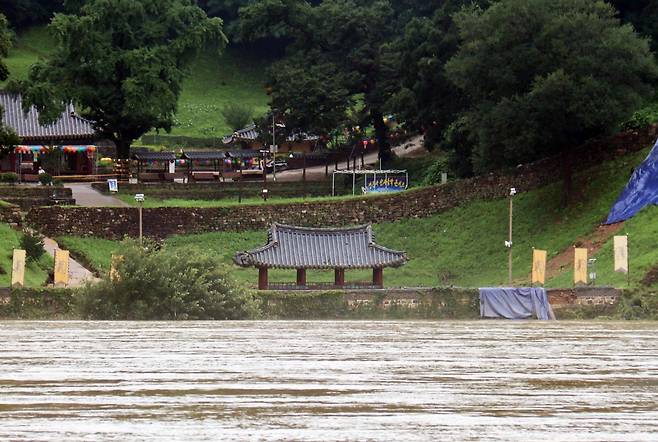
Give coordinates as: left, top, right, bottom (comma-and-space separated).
605, 138, 658, 224
479, 287, 553, 320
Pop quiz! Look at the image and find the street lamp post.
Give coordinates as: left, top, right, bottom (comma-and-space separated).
506, 187, 517, 286
135, 193, 145, 246
271, 114, 285, 182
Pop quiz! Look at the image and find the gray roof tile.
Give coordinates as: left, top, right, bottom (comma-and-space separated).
234, 223, 408, 269
0, 92, 95, 141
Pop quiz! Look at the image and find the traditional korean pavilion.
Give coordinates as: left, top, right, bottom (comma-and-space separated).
234, 223, 408, 290
0, 92, 97, 175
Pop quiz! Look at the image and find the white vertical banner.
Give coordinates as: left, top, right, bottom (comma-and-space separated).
614, 235, 629, 274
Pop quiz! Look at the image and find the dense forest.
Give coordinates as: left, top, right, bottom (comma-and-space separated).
0, 0, 657, 180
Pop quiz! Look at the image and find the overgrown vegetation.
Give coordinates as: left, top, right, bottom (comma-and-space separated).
0, 223, 51, 287
78, 240, 261, 320
19, 229, 45, 262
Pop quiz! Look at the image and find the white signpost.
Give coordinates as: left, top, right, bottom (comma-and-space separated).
107, 179, 118, 193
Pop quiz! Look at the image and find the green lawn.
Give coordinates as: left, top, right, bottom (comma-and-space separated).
2, 27, 270, 139
57, 146, 656, 289
114, 192, 379, 208
0, 224, 52, 287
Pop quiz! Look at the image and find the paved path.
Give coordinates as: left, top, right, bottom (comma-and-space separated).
272, 135, 427, 182
43, 237, 100, 287
68, 183, 129, 207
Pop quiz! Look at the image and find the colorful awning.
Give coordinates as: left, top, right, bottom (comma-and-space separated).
13, 145, 96, 154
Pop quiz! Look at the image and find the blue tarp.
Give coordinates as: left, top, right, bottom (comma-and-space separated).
605, 138, 658, 224
479, 287, 553, 320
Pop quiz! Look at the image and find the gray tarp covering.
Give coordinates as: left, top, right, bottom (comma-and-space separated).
479, 287, 553, 320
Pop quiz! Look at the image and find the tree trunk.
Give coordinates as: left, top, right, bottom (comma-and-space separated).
115, 139, 132, 160
372, 110, 391, 163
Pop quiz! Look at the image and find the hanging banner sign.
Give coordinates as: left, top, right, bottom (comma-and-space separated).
11, 249, 26, 287
363, 175, 408, 194
532, 249, 547, 285
54, 250, 70, 287
574, 248, 588, 285
107, 179, 118, 193
614, 235, 629, 274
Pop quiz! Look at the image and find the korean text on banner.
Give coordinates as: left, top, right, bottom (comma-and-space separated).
614, 235, 629, 274
532, 249, 547, 285
11, 249, 26, 287
54, 249, 69, 287
574, 248, 588, 285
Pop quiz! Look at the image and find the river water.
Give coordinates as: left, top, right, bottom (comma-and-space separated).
0, 321, 656, 441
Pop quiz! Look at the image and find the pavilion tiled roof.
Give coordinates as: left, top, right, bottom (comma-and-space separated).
222, 123, 320, 145
132, 151, 176, 161
0, 92, 95, 141
234, 223, 408, 270
182, 151, 229, 160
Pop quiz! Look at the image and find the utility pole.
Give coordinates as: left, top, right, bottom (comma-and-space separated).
272, 113, 276, 182
135, 193, 145, 246
507, 187, 517, 286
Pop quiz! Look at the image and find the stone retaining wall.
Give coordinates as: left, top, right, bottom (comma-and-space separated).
26, 126, 658, 238
0, 203, 22, 225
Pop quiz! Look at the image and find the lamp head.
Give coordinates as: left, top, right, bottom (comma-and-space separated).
509, 187, 517, 196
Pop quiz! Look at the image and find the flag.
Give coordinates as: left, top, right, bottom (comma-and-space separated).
532, 249, 547, 285
11, 249, 26, 287
574, 248, 588, 285
54, 250, 70, 287
614, 235, 629, 274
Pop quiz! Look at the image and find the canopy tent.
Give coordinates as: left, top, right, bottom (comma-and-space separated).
605, 138, 658, 224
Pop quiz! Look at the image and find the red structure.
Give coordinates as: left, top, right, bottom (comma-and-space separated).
234, 223, 407, 290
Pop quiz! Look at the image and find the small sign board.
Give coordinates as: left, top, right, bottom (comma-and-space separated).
107, 178, 118, 193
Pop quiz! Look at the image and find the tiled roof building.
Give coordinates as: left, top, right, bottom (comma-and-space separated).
235, 223, 407, 289
0, 92, 95, 142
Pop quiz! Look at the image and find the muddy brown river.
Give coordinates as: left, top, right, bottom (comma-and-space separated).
0, 321, 656, 441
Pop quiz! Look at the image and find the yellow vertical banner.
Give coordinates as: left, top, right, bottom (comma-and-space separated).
109, 254, 123, 282
11, 249, 26, 287
54, 249, 69, 287
532, 249, 547, 285
614, 235, 628, 274
574, 248, 588, 285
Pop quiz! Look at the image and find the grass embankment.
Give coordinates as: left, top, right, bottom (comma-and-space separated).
2, 27, 270, 139
56, 146, 655, 289
0, 224, 52, 287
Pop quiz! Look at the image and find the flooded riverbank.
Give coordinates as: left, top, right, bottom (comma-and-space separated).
1, 321, 656, 440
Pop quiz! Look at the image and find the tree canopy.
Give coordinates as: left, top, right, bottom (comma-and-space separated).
445, 0, 657, 192
11, 0, 226, 158
0, 14, 19, 150
240, 0, 398, 160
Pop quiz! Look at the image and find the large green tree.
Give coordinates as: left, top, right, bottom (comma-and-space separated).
13, 0, 225, 158
446, 0, 657, 199
0, 14, 19, 150
240, 0, 397, 160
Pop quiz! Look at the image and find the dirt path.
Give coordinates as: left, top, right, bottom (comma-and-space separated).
43, 237, 100, 287
544, 223, 625, 279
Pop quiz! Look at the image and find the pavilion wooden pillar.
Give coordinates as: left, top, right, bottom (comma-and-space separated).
334, 268, 345, 287
258, 267, 269, 290
373, 268, 383, 288
296, 268, 307, 286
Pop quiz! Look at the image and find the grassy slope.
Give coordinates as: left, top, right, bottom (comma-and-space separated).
57, 146, 655, 289
0, 224, 52, 287
2, 27, 270, 138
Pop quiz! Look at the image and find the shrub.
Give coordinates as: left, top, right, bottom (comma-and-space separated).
20, 230, 46, 262
221, 102, 254, 132
621, 103, 658, 131
0, 172, 18, 183
422, 158, 449, 186
38, 173, 53, 186
79, 240, 261, 320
